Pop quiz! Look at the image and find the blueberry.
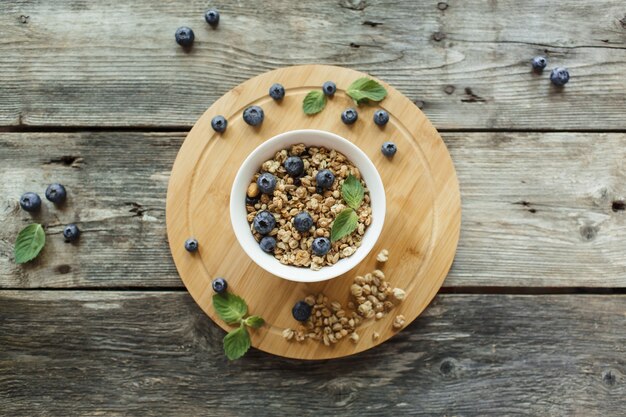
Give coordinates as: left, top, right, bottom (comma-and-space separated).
373, 109, 389, 126
19, 192, 41, 212
259, 236, 276, 253
381, 141, 397, 157
284, 156, 304, 177
531, 56, 547, 71
315, 169, 335, 189
269, 83, 285, 100
550, 67, 570, 86
257, 172, 277, 194
243, 105, 264, 126
293, 211, 313, 232
341, 108, 358, 124
323, 81, 336, 96
246, 196, 259, 205
175, 27, 194, 47
292, 300, 312, 321
205, 9, 220, 26
44, 183, 67, 204
312, 237, 331, 256
211, 115, 227, 133
253, 210, 276, 235
212, 277, 228, 294
293, 177, 301, 186
184, 238, 198, 252
63, 224, 80, 242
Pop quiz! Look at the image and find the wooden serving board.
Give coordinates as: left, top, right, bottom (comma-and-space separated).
166, 65, 460, 360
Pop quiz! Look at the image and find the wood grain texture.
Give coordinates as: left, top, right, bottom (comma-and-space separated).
0, 291, 623, 416
0, 0, 625, 129
1, 132, 625, 289
166, 65, 461, 359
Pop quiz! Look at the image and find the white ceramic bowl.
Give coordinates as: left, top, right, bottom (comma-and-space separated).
230, 129, 386, 282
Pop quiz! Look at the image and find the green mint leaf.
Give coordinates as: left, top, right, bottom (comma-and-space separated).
331, 209, 359, 242
244, 315, 265, 329
223, 325, 251, 360
346, 77, 387, 104
302, 90, 327, 115
341, 174, 365, 210
14, 224, 45, 264
212, 293, 248, 324
347, 91, 370, 105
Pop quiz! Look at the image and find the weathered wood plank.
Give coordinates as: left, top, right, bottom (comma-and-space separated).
451, 132, 626, 287
1, 132, 625, 288
0, 292, 623, 416
0, 0, 624, 129
0, 132, 176, 288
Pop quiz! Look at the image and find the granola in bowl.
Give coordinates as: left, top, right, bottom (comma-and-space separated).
246, 143, 372, 270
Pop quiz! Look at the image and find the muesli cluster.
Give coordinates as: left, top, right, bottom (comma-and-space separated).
283, 249, 406, 345
246, 143, 372, 270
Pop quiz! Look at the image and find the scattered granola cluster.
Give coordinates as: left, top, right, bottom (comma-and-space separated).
282, 249, 406, 345
349, 268, 404, 321
282, 293, 362, 346
376, 249, 389, 263
246, 144, 372, 269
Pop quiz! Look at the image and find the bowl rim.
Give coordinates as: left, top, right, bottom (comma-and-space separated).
229, 129, 386, 282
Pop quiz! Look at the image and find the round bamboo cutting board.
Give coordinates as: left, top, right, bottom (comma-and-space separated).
166, 65, 461, 360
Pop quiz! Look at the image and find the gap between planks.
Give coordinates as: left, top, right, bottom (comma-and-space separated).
1, 126, 626, 134
1, 287, 624, 294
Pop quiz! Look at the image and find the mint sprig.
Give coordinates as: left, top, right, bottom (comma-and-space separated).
14, 223, 45, 264
303, 90, 326, 115
212, 292, 264, 360
341, 174, 365, 210
331, 209, 359, 242
331, 175, 365, 242
346, 77, 387, 104
301, 77, 388, 116
213, 292, 247, 324
244, 315, 265, 329
223, 325, 251, 361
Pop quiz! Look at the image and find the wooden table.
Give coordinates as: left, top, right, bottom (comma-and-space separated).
1, 1, 624, 415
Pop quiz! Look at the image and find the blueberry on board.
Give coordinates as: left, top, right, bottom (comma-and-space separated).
341, 108, 358, 124
550, 67, 570, 86
243, 105, 264, 126
269, 83, 285, 100
312, 237, 331, 256
323, 81, 336, 96
531, 56, 547, 71
184, 238, 198, 252
205, 9, 220, 26
373, 109, 389, 126
259, 236, 277, 253
292, 301, 312, 321
175, 27, 194, 47
45, 183, 67, 204
212, 277, 228, 294
284, 156, 304, 177
20, 192, 41, 212
257, 172, 277, 194
315, 169, 335, 189
293, 211, 313, 233
381, 141, 397, 157
253, 210, 276, 235
63, 224, 80, 242
211, 115, 227, 133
